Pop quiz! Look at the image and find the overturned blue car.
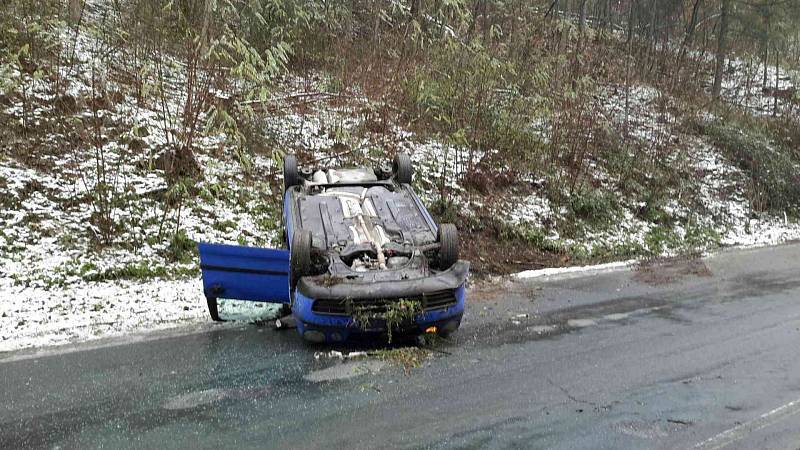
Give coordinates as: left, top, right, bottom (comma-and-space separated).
198, 153, 469, 343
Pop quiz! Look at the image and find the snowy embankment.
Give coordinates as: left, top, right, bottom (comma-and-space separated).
0, 64, 483, 352
4, 74, 800, 352
503, 82, 800, 256
0, 19, 282, 351
2, 18, 800, 352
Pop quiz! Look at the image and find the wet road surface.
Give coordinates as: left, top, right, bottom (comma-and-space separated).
3, 244, 800, 449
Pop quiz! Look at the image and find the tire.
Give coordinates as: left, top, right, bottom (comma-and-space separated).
376, 163, 393, 180
437, 223, 459, 269
290, 229, 312, 285
393, 153, 413, 184
206, 297, 224, 322
283, 154, 300, 192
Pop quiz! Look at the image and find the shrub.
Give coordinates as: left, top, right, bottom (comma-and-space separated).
566, 187, 620, 226
701, 116, 800, 214
165, 229, 196, 263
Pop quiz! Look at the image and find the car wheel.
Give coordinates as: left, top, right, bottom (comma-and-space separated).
393, 153, 413, 184
283, 154, 300, 192
290, 229, 312, 284
376, 163, 393, 180
437, 223, 459, 269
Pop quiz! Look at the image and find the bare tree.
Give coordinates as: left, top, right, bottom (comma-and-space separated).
579, 0, 588, 34
68, 0, 83, 24
712, 0, 731, 99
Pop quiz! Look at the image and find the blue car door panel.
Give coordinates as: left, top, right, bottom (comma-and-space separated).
198, 243, 290, 304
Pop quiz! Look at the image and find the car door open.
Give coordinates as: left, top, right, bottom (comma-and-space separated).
198, 242, 291, 305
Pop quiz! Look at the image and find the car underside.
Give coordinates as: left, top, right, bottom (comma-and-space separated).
198, 153, 469, 343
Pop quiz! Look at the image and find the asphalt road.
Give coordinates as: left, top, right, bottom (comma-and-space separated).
3, 244, 800, 449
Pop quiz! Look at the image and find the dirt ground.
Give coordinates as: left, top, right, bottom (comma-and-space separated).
632, 255, 713, 285
460, 225, 567, 278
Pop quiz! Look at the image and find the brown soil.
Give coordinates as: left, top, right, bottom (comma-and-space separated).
155, 145, 203, 181
468, 276, 543, 303
632, 255, 712, 285
460, 223, 568, 278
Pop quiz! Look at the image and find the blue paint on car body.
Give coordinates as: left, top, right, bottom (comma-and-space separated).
198, 156, 469, 343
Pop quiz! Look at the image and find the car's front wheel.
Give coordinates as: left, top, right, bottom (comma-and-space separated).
290, 229, 312, 285
437, 223, 459, 269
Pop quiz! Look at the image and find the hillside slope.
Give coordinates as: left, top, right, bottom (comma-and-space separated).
1, 0, 800, 350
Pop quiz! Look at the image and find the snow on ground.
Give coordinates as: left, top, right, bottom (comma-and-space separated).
2, 13, 800, 357
515, 260, 634, 281
719, 57, 798, 117
507, 193, 553, 227
594, 85, 800, 251
0, 278, 204, 351
0, 143, 282, 351
502, 82, 800, 258
0, 22, 286, 351
690, 140, 800, 247
0, 145, 283, 352
599, 84, 677, 144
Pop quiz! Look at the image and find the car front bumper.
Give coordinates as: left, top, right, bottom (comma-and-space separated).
291, 282, 466, 343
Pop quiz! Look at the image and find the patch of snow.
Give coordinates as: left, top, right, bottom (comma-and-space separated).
599, 84, 677, 144
689, 138, 800, 247
0, 278, 204, 352
506, 193, 553, 227
515, 260, 634, 281
566, 208, 655, 255
719, 57, 798, 117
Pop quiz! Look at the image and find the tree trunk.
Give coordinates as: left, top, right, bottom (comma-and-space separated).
762, 15, 770, 89
68, 0, 83, 24
624, 0, 635, 138
481, 0, 490, 43
650, 0, 657, 46
674, 0, 702, 83
773, 47, 779, 117
545, 0, 560, 19
579, 0, 588, 34
409, 0, 420, 19
682, 0, 702, 49
626, 0, 636, 44
712, 0, 731, 100
467, 0, 481, 39
199, 0, 214, 53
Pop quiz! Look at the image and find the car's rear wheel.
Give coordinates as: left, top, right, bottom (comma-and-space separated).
393, 153, 413, 184
283, 154, 300, 192
290, 229, 312, 285
437, 223, 459, 269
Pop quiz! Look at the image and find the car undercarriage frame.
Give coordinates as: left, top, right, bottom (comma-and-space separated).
198, 153, 469, 343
